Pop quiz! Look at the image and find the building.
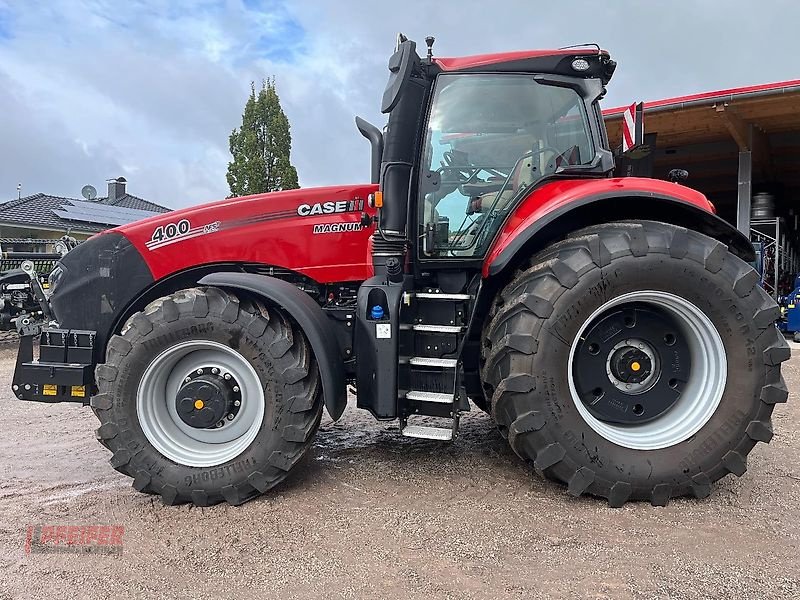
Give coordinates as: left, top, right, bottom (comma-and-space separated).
603, 79, 800, 298
0, 177, 171, 253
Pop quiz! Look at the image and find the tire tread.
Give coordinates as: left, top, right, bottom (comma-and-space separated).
482, 220, 790, 506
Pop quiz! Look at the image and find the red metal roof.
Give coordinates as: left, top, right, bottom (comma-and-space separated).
603, 79, 800, 117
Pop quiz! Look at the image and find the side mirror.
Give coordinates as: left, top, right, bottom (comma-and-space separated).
381, 39, 419, 114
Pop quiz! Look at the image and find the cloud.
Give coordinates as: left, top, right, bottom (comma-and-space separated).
0, 0, 796, 208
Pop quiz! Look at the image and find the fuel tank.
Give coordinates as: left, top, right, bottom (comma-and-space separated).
114, 184, 379, 283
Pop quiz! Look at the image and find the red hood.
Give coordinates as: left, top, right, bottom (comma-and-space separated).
110, 184, 379, 283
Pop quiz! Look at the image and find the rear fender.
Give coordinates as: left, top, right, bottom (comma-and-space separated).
198, 272, 347, 421
484, 178, 754, 277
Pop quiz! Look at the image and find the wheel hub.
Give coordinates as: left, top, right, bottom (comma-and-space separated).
573, 305, 691, 425
175, 368, 241, 429
609, 346, 651, 384
605, 337, 660, 395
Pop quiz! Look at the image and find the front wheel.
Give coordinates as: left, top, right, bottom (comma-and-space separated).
482, 221, 790, 506
92, 287, 323, 506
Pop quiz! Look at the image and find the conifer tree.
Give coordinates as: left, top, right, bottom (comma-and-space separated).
227, 79, 299, 196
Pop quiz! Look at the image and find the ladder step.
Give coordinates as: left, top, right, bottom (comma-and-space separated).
402, 324, 465, 333
406, 357, 458, 368
414, 292, 472, 301
405, 391, 454, 404
402, 425, 453, 441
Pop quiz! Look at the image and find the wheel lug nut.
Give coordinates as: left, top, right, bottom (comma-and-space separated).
196, 368, 203, 375
184, 377, 191, 383
212, 367, 219, 375
233, 386, 240, 393
216, 421, 224, 428
234, 400, 241, 407
227, 414, 235, 421
224, 373, 231, 380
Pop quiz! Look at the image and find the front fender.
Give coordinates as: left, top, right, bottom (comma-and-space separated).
198, 272, 347, 420
484, 177, 754, 277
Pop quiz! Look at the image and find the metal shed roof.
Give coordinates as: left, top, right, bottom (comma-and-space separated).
604, 79, 800, 147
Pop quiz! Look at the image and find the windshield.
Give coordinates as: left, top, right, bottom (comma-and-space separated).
418, 73, 594, 257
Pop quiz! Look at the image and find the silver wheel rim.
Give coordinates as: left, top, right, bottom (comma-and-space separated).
568, 291, 727, 450
137, 340, 265, 467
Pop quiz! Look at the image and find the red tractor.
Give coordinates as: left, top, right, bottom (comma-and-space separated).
11, 36, 790, 507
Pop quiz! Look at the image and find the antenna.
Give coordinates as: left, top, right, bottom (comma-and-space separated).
16, 182, 21, 199
81, 184, 97, 201
425, 36, 435, 62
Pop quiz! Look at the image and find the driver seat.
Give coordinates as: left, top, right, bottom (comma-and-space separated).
475, 150, 550, 212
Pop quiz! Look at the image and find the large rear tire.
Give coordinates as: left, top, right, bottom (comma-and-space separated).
92, 287, 323, 506
482, 221, 790, 506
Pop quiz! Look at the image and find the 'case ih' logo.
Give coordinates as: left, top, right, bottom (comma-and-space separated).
297, 199, 364, 216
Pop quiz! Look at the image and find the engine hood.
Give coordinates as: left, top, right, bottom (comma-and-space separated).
109, 184, 379, 283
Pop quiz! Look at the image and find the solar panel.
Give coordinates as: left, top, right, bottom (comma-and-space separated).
53, 209, 131, 226
64, 200, 160, 220
53, 200, 161, 227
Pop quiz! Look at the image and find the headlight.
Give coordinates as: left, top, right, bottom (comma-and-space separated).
571, 58, 590, 72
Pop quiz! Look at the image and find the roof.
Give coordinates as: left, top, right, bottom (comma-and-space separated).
435, 48, 604, 71
102, 193, 169, 213
0, 238, 54, 244
0, 192, 171, 233
604, 79, 800, 117
603, 79, 800, 147
433, 47, 614, 83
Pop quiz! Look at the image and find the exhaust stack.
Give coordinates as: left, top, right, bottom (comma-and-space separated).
355, 117, 384, 185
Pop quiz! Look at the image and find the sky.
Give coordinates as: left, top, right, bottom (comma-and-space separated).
0, 0, 797, 209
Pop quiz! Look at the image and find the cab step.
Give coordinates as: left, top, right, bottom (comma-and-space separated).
405, 390, 454, 404
405, 357, 458, 368
402, 324, 465, 333
405, 291, 472, 301
401, 424, 453, 441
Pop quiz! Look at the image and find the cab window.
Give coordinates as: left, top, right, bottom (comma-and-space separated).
418, 74, 594, 257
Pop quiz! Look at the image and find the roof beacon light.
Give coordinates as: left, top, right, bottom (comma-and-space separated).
571, 58, 590, 72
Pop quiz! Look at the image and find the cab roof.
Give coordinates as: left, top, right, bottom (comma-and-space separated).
434, 48, 606, 71
432, 47, 614, 83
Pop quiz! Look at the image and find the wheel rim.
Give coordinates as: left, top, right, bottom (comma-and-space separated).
137, 340, 265, 467
568, 291, 727, 450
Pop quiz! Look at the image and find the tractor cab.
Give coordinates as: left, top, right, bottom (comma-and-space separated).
417, 69, 607, 258
363, 36, 616, 268
354, 36, 619, 438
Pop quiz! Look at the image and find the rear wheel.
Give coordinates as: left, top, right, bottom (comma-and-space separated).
92, 287, 323, 506
482, 221, 790, 506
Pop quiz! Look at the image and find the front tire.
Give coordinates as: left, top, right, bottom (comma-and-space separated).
92, 287, 323, 506
482, 221, 790, 506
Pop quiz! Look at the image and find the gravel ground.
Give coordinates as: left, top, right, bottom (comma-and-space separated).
0, 343, 798, 600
